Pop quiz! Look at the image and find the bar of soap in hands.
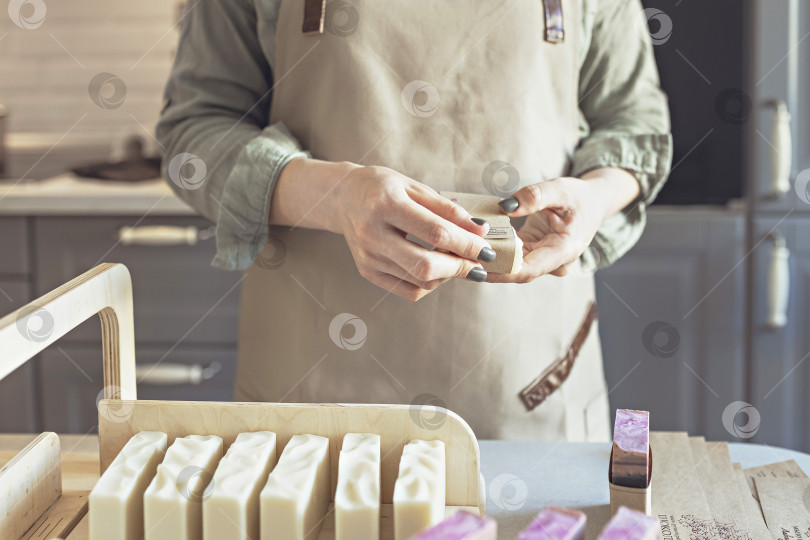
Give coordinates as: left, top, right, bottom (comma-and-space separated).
203, 432, 278, 540
597, 506, 658, 540
611, 409, 650, 488
518, 507, 586, 540
335, 433, 381, 540
439, 191, 522, 274
260, 434, 330, 540
90, 431, 167, 540
144, 435, 223, 540
412, 510, 497, 540
393, 439, 446, 540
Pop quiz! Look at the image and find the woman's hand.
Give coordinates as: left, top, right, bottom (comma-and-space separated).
487, 168, 641, 283
271, 158, 496, 301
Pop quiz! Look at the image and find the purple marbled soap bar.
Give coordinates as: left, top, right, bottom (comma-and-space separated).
614, 409, 649, 454
597, 506, 658, 540
412, 510, 496, 540
518, 507, 586, 540
611, 409, 650, 488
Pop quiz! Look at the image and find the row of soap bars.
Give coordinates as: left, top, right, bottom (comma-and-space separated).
89, 431, 445, 540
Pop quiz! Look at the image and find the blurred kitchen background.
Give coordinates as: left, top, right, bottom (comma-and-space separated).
0, 0, 808, 451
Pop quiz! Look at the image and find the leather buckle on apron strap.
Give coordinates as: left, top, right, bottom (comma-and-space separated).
519, 300, 597, 411
303, 0, 327, 35
542, 0, 565, 43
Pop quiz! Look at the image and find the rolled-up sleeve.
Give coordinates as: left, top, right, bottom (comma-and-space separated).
156, 0, 308, 271
572, 0, 674, 268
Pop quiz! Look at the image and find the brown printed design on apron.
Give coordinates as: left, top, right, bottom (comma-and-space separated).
237, 0, 610, 441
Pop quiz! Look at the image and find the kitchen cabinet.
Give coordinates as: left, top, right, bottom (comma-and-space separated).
0, 217, 36, 432
595, 209, 746, 441
39, 346, 235, 433
749, 0, 810, 213
745, 1, 810, 453
0, 217, 29, 274
749, 216, 810, 451
0, 280, 37, 432
34, 217, 241, 346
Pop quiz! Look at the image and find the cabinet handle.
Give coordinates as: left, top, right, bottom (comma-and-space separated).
764, 99, 792, 198
118, 225, 214, 246
765, 232, 790, 329
136, 361, 221, 385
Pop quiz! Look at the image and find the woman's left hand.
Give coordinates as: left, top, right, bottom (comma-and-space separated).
486, 168, 641, 283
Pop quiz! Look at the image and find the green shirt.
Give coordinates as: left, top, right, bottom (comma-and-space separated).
156, 0, 673, 271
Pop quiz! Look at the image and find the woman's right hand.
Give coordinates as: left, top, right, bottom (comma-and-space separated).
333, 164, 497, 301
272, 158, 496, 301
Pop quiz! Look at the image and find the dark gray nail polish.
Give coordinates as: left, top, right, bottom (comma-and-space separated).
499, 197, 519, 213
478, 247, 497, 263
471, 217, 488, 226
466, 268, 487, 282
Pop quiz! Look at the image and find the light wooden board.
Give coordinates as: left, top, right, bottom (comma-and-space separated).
0, 435, 99, 540
0, 263, 136, 401
20, 492, 87, 540
66, 513, 89, 540
98, 400, 483, 509
0, 433, 62, 539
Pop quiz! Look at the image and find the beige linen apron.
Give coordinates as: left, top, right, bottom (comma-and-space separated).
236, 0, 610, 441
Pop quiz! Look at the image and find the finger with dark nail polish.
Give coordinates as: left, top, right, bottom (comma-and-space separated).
471, 217, 488, 226
478, 247, 497, 262
498, 197, 519, 213
466, 268, 487, 282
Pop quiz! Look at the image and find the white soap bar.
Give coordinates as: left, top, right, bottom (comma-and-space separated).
203, 432, 278, 540
393, 440, 446, 540
260, 434, 330, 540
335, 433, 381, 540
90, 431, 167, 540
144, 435, 223, 540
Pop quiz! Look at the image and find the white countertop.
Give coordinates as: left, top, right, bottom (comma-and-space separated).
479, 440, 810, 539
0, 174, 195, 216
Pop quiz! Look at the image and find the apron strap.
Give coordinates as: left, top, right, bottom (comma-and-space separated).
543, 0, 565, 43
519, 300, 596, 411
303, 0, 327, 35
301, 0, 564, 42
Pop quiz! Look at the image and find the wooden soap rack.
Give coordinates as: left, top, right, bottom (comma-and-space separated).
0, 263, 484, 539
